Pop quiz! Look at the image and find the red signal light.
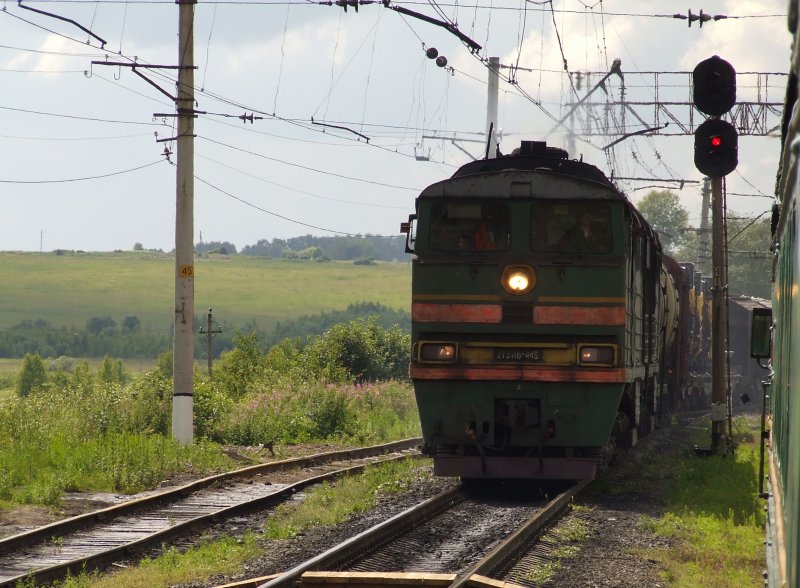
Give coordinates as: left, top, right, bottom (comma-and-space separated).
694, 119, 738, 177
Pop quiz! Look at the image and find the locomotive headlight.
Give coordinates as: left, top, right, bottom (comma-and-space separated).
419, 342, 457, 362
501, 265, 536, 295
578, 345, 616, 366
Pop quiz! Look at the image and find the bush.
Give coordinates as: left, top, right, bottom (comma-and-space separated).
215, 333, 266, 399
16, 353, 46, 397
304, 317, 410, 383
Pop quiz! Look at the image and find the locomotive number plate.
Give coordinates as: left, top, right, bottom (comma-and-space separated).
494, 348, 543, 362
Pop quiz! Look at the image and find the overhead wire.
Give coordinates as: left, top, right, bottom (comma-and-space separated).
197, 152, 408, 209
3, 0, 781, 208
200, 0, 219, 91
194, 173, 396, 236
1, 0, 583, 163
272, 0, 291, 113
0, 104, 169, 126
0, 131, 154, 141
0, 158, 166, 183
198, 135, 421, 190
15, 0, 786, 21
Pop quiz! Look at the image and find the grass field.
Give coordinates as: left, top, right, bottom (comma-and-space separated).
0, 251, 411, 331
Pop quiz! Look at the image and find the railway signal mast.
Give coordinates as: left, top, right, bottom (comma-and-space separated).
692, 55, 737, 455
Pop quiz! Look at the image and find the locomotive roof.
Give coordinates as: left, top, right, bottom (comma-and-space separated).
450, 140, 613, 187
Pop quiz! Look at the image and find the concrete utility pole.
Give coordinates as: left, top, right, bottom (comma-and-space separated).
199, 308, 222, 378
697, 178, 711, 274
485, 57, 499, 159
172, 0, 196, 445
710, 176, 728, 454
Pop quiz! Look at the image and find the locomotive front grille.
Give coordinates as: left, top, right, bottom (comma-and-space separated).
502, 302, 533, 323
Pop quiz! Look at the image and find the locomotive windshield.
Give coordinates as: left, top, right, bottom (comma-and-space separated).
531, 202, 612, 253
429, 202, 510, 252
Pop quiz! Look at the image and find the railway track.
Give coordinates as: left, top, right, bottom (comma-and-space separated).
232, 479, 589, 588
211, 409, 717, 588
0, 438, 421, 587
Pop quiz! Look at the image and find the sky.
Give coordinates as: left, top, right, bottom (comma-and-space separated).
0, 0, 791, 252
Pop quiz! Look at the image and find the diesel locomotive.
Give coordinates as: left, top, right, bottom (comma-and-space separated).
401, 141, 708, 479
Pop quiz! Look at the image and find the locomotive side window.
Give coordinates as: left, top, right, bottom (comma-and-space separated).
429, 202, 510, 251
531, 202, 612, 253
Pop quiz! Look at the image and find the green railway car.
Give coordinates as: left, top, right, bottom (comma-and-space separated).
401, 141, 685, 479
762, 3, 800, 583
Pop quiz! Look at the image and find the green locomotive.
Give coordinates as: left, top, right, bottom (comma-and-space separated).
401, 141, 687, 479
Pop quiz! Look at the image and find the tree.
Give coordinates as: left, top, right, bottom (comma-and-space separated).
216, 333, 266, 399
98, 354, 128, 385
636, 190, 689, 253
122, 315, 141, 333
86, 316, 116, 335
726, 214, 772, 298
17, 352, 46, 397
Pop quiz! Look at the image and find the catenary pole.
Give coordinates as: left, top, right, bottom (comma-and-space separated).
172, 0, 196, 445
485, 57, 499, 159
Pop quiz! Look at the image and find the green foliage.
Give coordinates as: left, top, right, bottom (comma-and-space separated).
122, 315, 141, 332
196, 240, 238, 255
16, 352, 46, 397
156, 349, 173, 379
672, 229, 700, 266
637, 190, 690, 253
193, 378, 234, 439
0, 318, 172, 359
671, 213, 772, 299
2, 317, 420, 508
265, 302, 410, 349
87, 316, 116, 335
98, 354, 129, 385
215, 333, 267, 399
205, 379, 419, 446
303, 317, 410, 383
726, 215, 772, 298
240, 234, 407, 261
0, 367, 231, 505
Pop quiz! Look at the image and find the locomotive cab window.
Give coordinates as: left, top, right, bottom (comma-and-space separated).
429, 202, 510, 252
531, 202, 612, 253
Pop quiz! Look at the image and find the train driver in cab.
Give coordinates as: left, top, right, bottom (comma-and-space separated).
563, 208, 609, 252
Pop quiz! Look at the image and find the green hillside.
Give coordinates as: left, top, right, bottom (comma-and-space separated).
0, 251, 411, 332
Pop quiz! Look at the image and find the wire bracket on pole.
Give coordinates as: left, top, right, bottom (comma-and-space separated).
92, 61, 197, 103
603, 123, 670, 151
382, 1, 482, 53
311, 117, 370, 142
18, 1, 107, 47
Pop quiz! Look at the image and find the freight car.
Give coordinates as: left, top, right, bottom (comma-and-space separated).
401, 141, 708, 479
758, 2, 800, 585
